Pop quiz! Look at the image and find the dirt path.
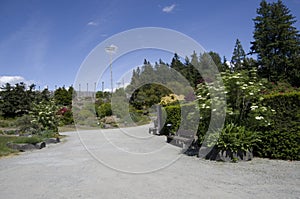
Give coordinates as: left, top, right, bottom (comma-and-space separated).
0, 125, 299, 199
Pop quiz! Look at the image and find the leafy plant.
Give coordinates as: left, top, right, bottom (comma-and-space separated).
255, 130, 300, 160
207, 123, 260, 153
30, 100, 59, 133
254, 92, 300, 160
96, 103, 112, 119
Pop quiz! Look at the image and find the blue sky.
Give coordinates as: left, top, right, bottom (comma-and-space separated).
0, 0, 299, 91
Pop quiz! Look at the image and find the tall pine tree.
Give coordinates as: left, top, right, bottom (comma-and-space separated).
250, 0, 300, 86
231, 39, 246, 71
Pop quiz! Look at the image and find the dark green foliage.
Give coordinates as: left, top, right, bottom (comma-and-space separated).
256, 130, 300, 160
0, 118, 15, 128
207, 123, 260, 153
263, 92, 300, 133
94, 91, 112, 120
0, 82, 36, 118
127, 52, 223, 111
209, 51, 226, 72
231, 39, 246, 71
53, 86, 74, 125
250, 0, 300, 86
129, 84, 171, 110
255, 92, 300, 160
160, 105, 181, 134
96, 103, 112, 118
54, 86, 73, 106
95, 91, 111, 101
58, 107, 74, 125
160, 103, 199, 136
263, 81, 299, 95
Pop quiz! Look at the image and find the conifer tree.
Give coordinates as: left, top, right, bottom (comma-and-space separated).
250, 0, 300, 85
231, 39, 246, 71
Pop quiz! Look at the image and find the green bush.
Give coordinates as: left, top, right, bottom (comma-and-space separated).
207, 123, 260, 153
0, 118, 16, 128
161, 105, 180, 134
254, 92, 300, 160
31, 100, 59, 132
129, 109, 147, 123
59, 108, 74, 125
96, 103, 112, 119
256, 130, 300, 160
263, 92, 300, 131
0, 120, 9, 127
161, 103, 199, 135
16, 115, 40, 134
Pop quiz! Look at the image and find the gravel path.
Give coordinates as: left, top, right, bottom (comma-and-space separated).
0, 125, 299, 199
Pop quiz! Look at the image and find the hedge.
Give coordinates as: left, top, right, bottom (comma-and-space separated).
255, 92, 300, 160
161, 92, 300, 160
161, 103, 199, 135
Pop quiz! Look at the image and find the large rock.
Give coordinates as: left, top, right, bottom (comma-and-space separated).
199, 146, 253, 162
7, 141, 47, 151
35, 142, 46, 149
45, 138, 60, 144
6, 143, 36, 152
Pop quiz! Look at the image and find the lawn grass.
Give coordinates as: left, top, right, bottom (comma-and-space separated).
0, 136, 19, 157
0, 132, 62, 158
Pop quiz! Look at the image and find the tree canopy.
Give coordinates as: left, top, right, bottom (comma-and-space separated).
250, 0, 300, 86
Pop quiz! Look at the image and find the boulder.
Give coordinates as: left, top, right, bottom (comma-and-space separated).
45, 138, 60, 144
6, 143, 36, 152
199, 146, 253, 162
35, 142, 46, 149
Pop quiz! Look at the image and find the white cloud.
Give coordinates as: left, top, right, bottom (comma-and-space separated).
87, 21, 98, 26
0, 76, 35, 87
162, 4, 176, 13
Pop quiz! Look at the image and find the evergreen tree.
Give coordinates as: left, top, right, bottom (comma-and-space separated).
54, 86, 72, 106
170, 53, 184, 72
0, 82, 35, 118
189, 51, 201, 87
250, 0, 300, 85
209, 51, 225, 72
231, 39, 246, 71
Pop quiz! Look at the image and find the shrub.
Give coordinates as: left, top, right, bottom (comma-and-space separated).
262, 92, 300, 131
160, 103, 199, 135
31, 100, 59, 132
255, 130, 300, 160
57, 106, 74, 125
160, 94, 185, 106
207, 123, 260, 153
264, 81, 299, 95
161, 105, 180, 134
196, 68, 266, 143
0, 118, 16, 128
129, 108, 148, 123
254, 92, 300, 160
96, 103, 112, 119
16, 115, 40, 134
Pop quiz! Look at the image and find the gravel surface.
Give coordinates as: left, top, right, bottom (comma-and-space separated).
0, 125, 299, 199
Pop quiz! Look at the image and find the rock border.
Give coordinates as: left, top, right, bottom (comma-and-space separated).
6, 137, 60, 152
